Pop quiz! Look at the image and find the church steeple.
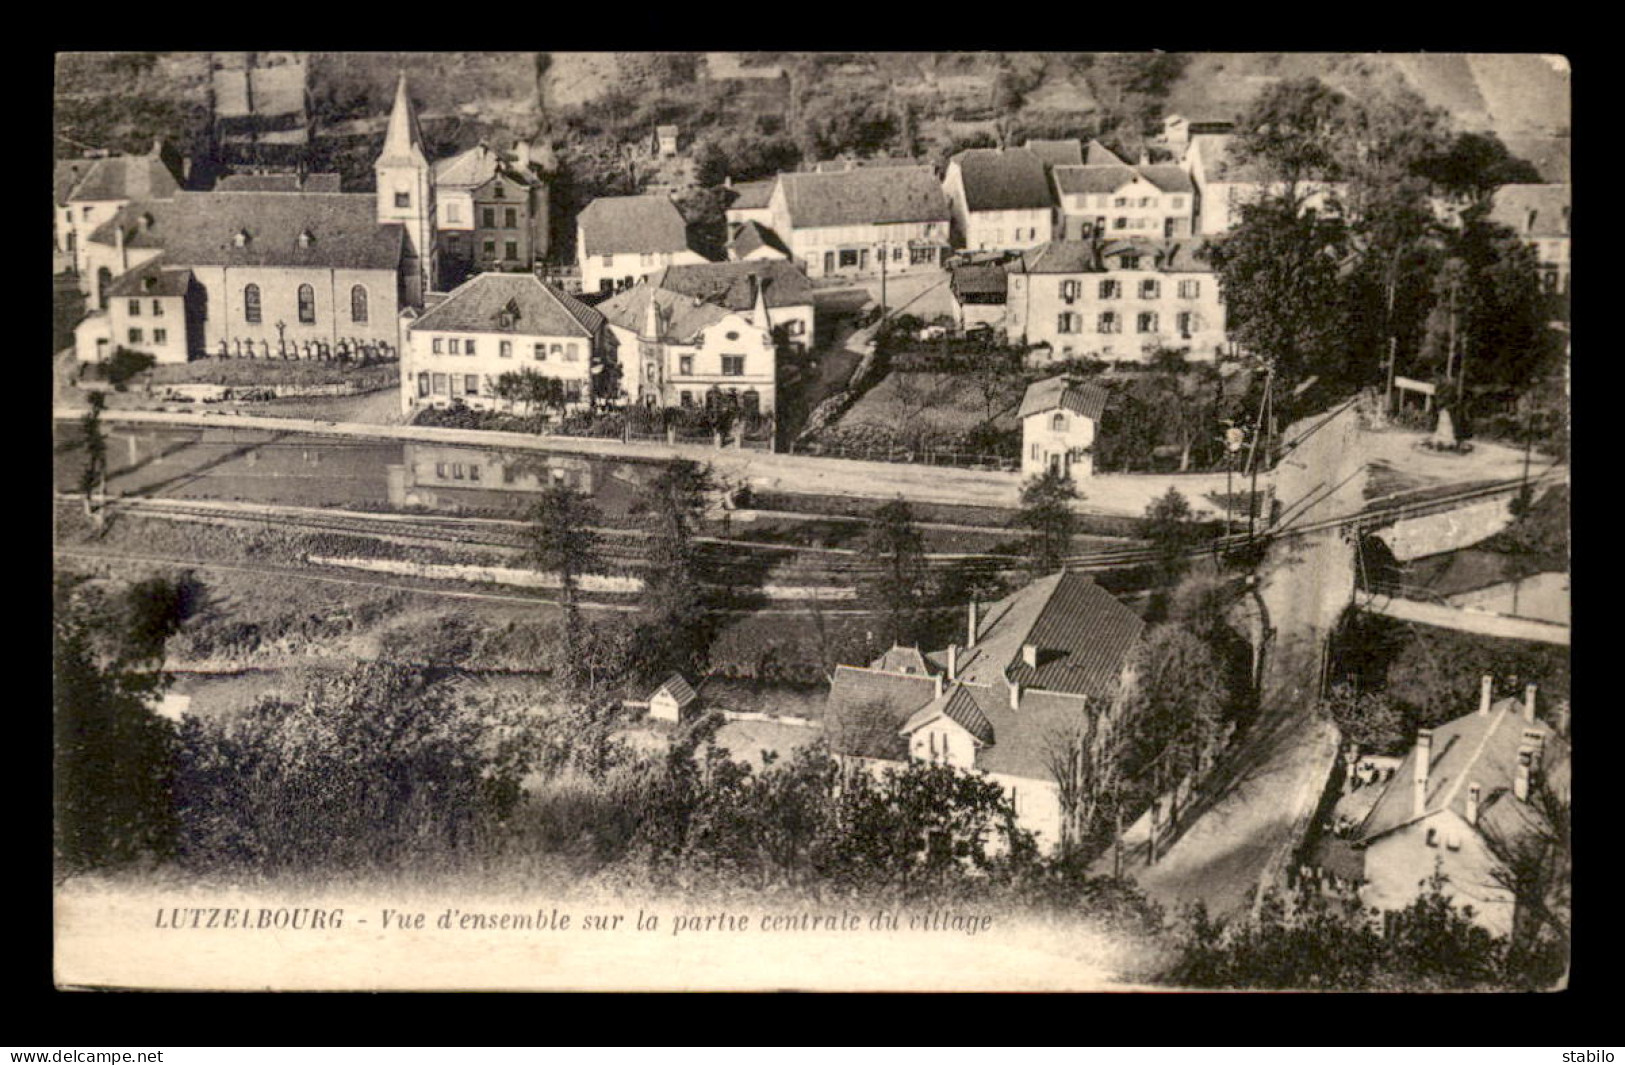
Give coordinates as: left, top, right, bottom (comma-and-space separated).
375, 72, 436, 303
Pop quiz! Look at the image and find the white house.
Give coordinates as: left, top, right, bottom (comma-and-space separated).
1019, 376, 1108, 482
942, 148, 1056, 253
1005, 239, 1230, 364
648, 673, 700, 723
1183, 132, 1342, 236
67, 144, 184, 301
577, 195, 708, 295
1051, 163, 1195, 242
1488, 183, 1571, 309
723, 178, 777, 228
768, 166, 951, 280
401, 271, 609, 418
825, 572, 1146, 851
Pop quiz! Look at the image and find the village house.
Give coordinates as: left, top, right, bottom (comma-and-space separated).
1326, 679, 1571, 938
598, 264, 796, 416
767, 165, 951, 280
727, 219, 791, 262
400, 271, 608, 418
1488, 183, 1570, 314
1051, 161, 1195, 241
655, 125, 680, 158
722, 177, 778, 228
1019, 375, 1108, 482
432, 141, 550, 288
1181, 131, 1341, 236
824, 571, 1146, 851
647, 674, 700, 723
577, 194, 709, 295
1004, 239, 1229, 363
949, 262, 1009, 331
96, 257, 199, 366
66, 142, 184, 290
942, 148, 1057, 253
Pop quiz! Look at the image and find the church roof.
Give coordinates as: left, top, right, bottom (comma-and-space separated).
87, 191, 405, 271
409, 271, 604, 338
377, 72, 429, 167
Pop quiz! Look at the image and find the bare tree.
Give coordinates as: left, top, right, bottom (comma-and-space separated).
1481, 778, 1570, 979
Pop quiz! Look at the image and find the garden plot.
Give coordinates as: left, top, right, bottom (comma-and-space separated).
834, 372, 1024, 440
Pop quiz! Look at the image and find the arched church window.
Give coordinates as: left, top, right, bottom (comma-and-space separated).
298, 284, 316, 324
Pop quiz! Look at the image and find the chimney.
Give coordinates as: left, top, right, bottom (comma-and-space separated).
933, 673, 943, 699
1465, 782, 1481, 827
946, 644, 958, 682
1413, 728, 1433, 817
1524, 683, 1538, 722
516, 140, 531, 170
967, 601, 979, 648
151, 137, 164, 158
1479, 674, 1493, 715
1514, 747, 1532, 802
1022, 643, 1039, 669
1008, 680, 1020, 711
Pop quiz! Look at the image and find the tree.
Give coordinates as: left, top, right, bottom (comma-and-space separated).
1319, 681, 1411, 755
1143, 486, 1198, 584
1042, 673, 1134, 860
1013, 469, 1078, 575
525, 484, 603, 680
1416, 130, 1543, 206
858, 497, 930, 648
1481, 779, 1570, 987
78, 391, 108, 525
54, 574, 180, 872
826, 696, 909, 762
104, 347, 157, 390
1232, 77, 1356, 198
1120, 624, 1229, 815
632, 460, 716, 679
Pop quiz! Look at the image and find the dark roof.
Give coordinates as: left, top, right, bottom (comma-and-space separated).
578, 195, 691, 257
1024, 139, 1085, 168
1085, 140, 1130, 167
67, 152, 181, 203
104, 256, 193, 298
655, 259, 815, 310
871, 646, 938, 677
951, 263, 1008, 300
900, 680, 1095, 780
778, 166, 949, 229
902, 684, 996, 745
825, 665, 941, 757
1014, 239, 1211, 275
55, 159, 91, 205
1019, 376, 1110, 421
88, 191, 405, 271
951, 149, 1056, 212
1137, 164, 1195, 195
598, 284, 731, 342
215, 173, 342, 193
728, 220, 790, 258
1488, 184, 1570, 238
1052, 164, 1141, 197
652, 673, 699, 707
954, 571, 1143, 701
1356, 699, 1570, 846
410, 272, 604, 337
724, 178, 777, 212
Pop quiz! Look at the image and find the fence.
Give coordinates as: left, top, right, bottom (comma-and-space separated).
787, 439, 1019, 471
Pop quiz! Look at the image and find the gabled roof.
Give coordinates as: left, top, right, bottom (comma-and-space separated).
954, 571, 1143, 701
215, 173, 342, 193
578, 195, 692, 257
432, 144, 541, 190
901, 684, 995, 745
88, 191, 405, 271
67, 152, 181, 203
1355, 699, 1571, 846
1488, 183, 1570, 238
951, 263, 1008, 300
1052, 164, 1141, 197
597, 283, 733, 343
724, 178, 777, 213
728, 220, 790, 259
1085, 140, 1130, 167
950, 148, 1056, 212
654, 259, 814, 311
1019, 376, 1109, 421
825, 665, 941, 758
1024, 139, 1085, 168
871, 646, 938, 677
778, 166, 949, 229
652, 673, 699, 707
410, 272, 603, 337
103, 256, 193, 299
1136, 164, 1195, 195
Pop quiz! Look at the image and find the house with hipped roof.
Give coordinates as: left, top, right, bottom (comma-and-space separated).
597, 260, 815, 416
1315, 678, 1571, 938
400, 271, 609, 418
1020, 376, 1109, 482
767, 166, 951, 280
432, 141, 551, 288
1005, 239, 1229, 364
74, 74, 439, 367
1051, 159, 1195, 241
942, 148, 1057, 253
825, 571, 1145, 850
577, 194, 709, 295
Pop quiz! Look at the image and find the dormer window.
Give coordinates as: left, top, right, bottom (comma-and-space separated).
142, 275, 157, 293
298, 229, 315, 247
493, 184, 505, 199
138, 212, 154, 231
234, 229, 251, 247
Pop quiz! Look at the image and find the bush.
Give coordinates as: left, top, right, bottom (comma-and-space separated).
105, 347, 157, 390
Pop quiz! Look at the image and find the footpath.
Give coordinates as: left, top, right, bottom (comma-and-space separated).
60, 407, 1240, 518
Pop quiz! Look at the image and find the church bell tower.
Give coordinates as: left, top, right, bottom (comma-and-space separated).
375, 72, 436, 304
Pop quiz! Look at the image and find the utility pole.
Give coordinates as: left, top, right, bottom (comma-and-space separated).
879, 240, 888, 318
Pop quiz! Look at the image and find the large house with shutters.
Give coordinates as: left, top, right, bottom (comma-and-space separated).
1005, 239, 1229, 363
577, 194, 709, 295
825, 571, 1146, 851
73, 74, 438, 367
1051, 161, 1195, 242
767, 165, 951, 280
432, 142, 550, 288
400, 271, 609, 418
942, 148, 1057, 253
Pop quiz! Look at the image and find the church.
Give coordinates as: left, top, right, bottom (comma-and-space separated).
74, 74, 439, 366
